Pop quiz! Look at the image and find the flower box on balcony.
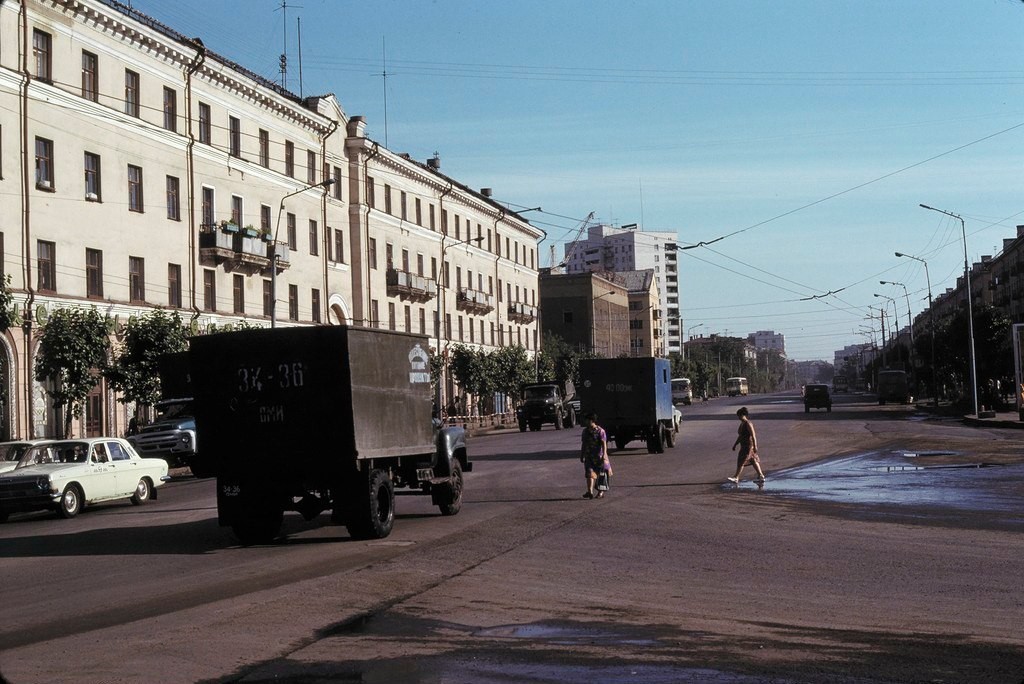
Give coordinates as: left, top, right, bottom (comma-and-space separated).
221, 221, 240, 234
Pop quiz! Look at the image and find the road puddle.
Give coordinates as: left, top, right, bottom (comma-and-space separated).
739, 450, 1024, 526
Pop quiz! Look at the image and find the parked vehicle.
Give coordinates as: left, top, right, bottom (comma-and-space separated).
671, 377, 693, 406
877, 370, 911, 405
0, 438, 170, 521
804, 384, 833, 413
725, 377, 749, 397
127, 353, 201, 473
578, 358, 676, 453
188, 326, 471, 544
517, 380, 576, 431
0, 440, 47, 475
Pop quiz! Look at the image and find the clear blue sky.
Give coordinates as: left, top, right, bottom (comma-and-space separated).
130, 0, 1024, 361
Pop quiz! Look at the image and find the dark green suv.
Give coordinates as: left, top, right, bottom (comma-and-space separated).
804, 384, 832, 413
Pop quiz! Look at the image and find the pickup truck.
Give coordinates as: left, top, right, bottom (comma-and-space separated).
188, 325, 470, 544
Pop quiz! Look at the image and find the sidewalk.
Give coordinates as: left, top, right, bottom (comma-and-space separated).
915, 400, 1024, 430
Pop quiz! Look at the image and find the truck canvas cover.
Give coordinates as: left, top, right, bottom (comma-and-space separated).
189, 326, 434, 473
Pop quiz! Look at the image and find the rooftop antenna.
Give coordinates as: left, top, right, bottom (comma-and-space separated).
297, 16, 304, 98
382, 36, 389, 147
639, 177, 645, 231
276, 0, 303, 90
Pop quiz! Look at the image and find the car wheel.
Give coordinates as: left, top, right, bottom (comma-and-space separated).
518, 421, 527, 433
437, 461, 463, 516
665, 427, 676, 448
130, 478, 151, 505
346, 469, 395, 540
554, 412, 563, 430
58, 484, 83, 519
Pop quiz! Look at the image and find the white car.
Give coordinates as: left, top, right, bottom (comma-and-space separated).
0, 437, 170, 521
0, 440, 49, 475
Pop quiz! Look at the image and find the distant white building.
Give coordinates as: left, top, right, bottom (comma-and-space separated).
748, 330, 786, 354
563, 224, 681, 353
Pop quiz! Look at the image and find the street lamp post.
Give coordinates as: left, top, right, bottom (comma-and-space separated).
435, 235, 484, 413
895, 251, 936, 405
880, 280, 915, 388
270, 178, 336, 328
874, 293, 900, 367
919, 204, 979, 417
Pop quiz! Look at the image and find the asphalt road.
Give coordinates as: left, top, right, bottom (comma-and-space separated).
1, 391, 1022, 683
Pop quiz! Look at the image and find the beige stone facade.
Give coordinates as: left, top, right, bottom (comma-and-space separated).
0, 0, 540, 439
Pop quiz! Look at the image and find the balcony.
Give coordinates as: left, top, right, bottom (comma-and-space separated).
507, 300, 537, 323
200, 222, 280, 274
456, 287, 495, 314
386, 268, 437, 302
233, 233, 271, 274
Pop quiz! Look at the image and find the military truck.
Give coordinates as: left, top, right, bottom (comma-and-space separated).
127, 353, 199, 472
188, 326, 470, 544
517, 380, 577, 431
577, 358, 676, 453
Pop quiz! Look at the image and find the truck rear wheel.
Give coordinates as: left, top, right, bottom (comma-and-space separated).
436, 461, 463, 516
554, 412, 563, 430
346, 469, 395, 540
665, 426, 676, 448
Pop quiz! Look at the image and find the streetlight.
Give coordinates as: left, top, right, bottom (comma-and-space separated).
435, 234, 484, 412
895, 251, 936, 406
270, 178, 336, 328
880, 280, 915, 380
684, 323, 702, 361
919, 204, 979, 417
592, 290, 615, 356
873, 293, 900, 366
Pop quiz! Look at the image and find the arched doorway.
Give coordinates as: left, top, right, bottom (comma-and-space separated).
328, 294, 351, 326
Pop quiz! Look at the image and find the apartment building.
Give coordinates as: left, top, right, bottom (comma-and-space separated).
0, 0, 540, 439
562, 223, 681, 353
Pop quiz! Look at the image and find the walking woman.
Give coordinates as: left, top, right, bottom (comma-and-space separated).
728, 406, 766, 484
580, 413, 612, 498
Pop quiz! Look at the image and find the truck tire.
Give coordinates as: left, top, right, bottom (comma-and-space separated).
565, 409, 575, 428
554, 412, 563, 430
647, 428, 666, 454
518, 421, 527, 433
436, 461, 463, 516
665, 427, 676, 448
232, 498, 283, 545
529, 421, 541, 431
614, 436, 627, 451
346, 469, 395, 540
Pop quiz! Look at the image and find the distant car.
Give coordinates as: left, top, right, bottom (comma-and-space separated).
0, 440, 50, 475
0, 437, 170, 521
804, 384, 832, 413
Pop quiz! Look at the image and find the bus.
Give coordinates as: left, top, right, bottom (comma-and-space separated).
876, 370, 910, 405
671, 377, 693, 405
725, 377, 749, 397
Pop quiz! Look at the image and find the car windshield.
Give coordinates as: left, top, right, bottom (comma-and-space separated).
0, 443, 32, 462
524, 387, 556, 400
806, 385, 828, 394
155, 401, 192, 420
17, 441, 89, 468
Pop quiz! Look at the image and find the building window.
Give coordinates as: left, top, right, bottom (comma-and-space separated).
258, 129, 269, 167
370, 300, 379, 328
307, 150, 316, 184
414, 198, 422, 226
384, 184, 392, 214
400, 191, 407, 220
233, 274, 245, 314
429, 205, 436, 231
288, 285, 298, 321
369, 238, 377, 269
198, 102, 211, 144
81, 51, 98, 101
35, 137, 54, 190
285, 141, 294, 177
386, 243, 394, 270
128, 256, 145, 303
333, 228, 345, 263
404, 305, 411, 333
85, 248, 103, 298
311, 289, 321, 323
309, 220, 318, 256
388, 303, 396, 331
124, 69, 140, 117
32, 29, 51, 81
262, 280, 272, 317
168, 263, 182, 308
332, 166, 342, 199
203, 269, 216, 311
84, 152, 101, 200
261, 204, 271, 233
366, 176, 375, 208
231, 195, 243, 227
201, 187, 214, 227
163, 87, 177, 132
445, 314, 454, 340
37, 240, 56, 293
229, 116, 241, 158
127, 164, 143, 212
286, 213, 296, 250
166, 176, 180, 220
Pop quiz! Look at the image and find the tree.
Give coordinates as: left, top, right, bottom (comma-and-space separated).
35, 307, 111, 438
449, 344, 489, 413
0, 274, 16, 333
491, 345, 535, 403
105, 310, 190, 408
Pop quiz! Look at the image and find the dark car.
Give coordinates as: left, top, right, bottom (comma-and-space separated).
804, 384, 832, 413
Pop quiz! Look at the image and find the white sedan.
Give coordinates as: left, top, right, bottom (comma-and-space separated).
0, 440, 48, 475
0, 437, 170, 521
